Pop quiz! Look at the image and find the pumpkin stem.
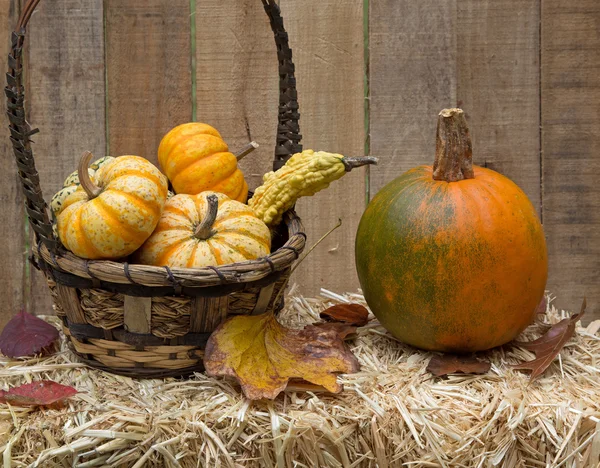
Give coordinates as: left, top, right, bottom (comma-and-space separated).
341, 156, 379, 171
235, 141, 259, 161
78, 151, 103, 199
194, 194, 219, 240
432, 108, 474, 182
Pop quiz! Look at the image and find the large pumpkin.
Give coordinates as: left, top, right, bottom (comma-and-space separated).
355, 108, 548, 352
158, 122, 249, 202
133, 191, 271, 268
57, 152, 168, 259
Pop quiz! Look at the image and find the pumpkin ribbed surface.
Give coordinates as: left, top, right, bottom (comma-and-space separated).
158, 123, 248, 202
57, 156, 168, 260
134, 191, 271, 268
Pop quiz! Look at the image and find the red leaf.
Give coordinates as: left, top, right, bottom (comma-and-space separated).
511, 298, 586, 380
0, 381, 77, 406
320, 304, 369, 326
0, 310, 59, 358
426, 355, 491, 377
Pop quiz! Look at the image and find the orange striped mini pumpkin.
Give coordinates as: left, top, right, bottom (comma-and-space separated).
57, 152, 168, 260
133, 191, 271, 268
158, 122, 249, 202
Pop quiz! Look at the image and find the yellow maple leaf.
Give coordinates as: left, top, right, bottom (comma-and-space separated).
204, 313, 360, 400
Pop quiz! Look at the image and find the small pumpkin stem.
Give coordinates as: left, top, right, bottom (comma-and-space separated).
341, 156, 379, 171
78, 151, 102, 198
235, 141, 259, 161
432, 108, 475, 182
194, 194, 219, 240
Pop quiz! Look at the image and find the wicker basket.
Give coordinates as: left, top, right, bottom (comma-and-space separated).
6, 0, 306, 378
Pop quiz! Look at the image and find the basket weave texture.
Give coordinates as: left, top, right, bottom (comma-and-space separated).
6, 0, 306, 378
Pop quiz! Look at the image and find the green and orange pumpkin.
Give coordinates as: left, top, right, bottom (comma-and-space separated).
355, 108, 548, 352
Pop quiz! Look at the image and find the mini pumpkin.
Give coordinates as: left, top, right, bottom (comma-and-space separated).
355, 108, 548, 353
133, 191, 271, 268
57, 152, 168, 259
50, 156, 114, 216
158, 122, 249, 202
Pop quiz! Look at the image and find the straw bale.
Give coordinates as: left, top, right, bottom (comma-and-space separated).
0, 289, 598, 467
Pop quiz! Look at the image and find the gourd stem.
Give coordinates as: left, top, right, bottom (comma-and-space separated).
432, 108, 474, 182
341, 156, 379, 171
78, 151, 102, 199
235, 141, 259, 161
194, 194, 219, 240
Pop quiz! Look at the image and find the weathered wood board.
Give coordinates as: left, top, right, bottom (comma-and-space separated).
0, 0, 24, 329
194, 0, 278, 192
456, 0, 541, 215
541, 0, 600, 319
26, 0, 106, 316
105, 0, 192, 166
369, 0, 457, 195
282, 0, 366, 294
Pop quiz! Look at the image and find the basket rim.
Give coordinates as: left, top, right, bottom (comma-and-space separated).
34, 210, 305, 288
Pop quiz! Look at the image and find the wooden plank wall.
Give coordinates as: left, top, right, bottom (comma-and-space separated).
0, 1, 597, 325
26, 0, 106, 319
0, 0, 22, 330
541, 0, 600, 321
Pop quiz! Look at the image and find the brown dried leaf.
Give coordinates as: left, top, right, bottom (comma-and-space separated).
426, 355, 491, 377
314, 322, 358, 340
320, 303, 369, 326
204, 313, 360, 400
532, 297, 552, 331
535, 297, 548, 316
511, 297, 586, 380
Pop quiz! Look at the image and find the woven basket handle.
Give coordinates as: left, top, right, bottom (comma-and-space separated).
5, 0, 302, 252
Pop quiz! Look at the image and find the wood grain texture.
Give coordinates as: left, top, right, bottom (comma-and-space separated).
56, 285, 86, 324
190, 296, 229, 333
27, 0, 106, 316
369, 0, 457, 195
106, 0, 192, 165
542, 1, 600, 320
282, 0, 366, 295
195, 0, 278, 191
456, 0, 541, 215
0, 0, 24, 329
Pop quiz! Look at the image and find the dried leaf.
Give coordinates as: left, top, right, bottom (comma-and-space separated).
535, 297, 547, 316
320, 303, 369, 326
532, 297, 552, 330
0, 381, 77, 407
511, 298, 586, 380
426, 355, 491, 377
314, 322, 358, 340
0, 310, 59, 358
204, 313, 360, 400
